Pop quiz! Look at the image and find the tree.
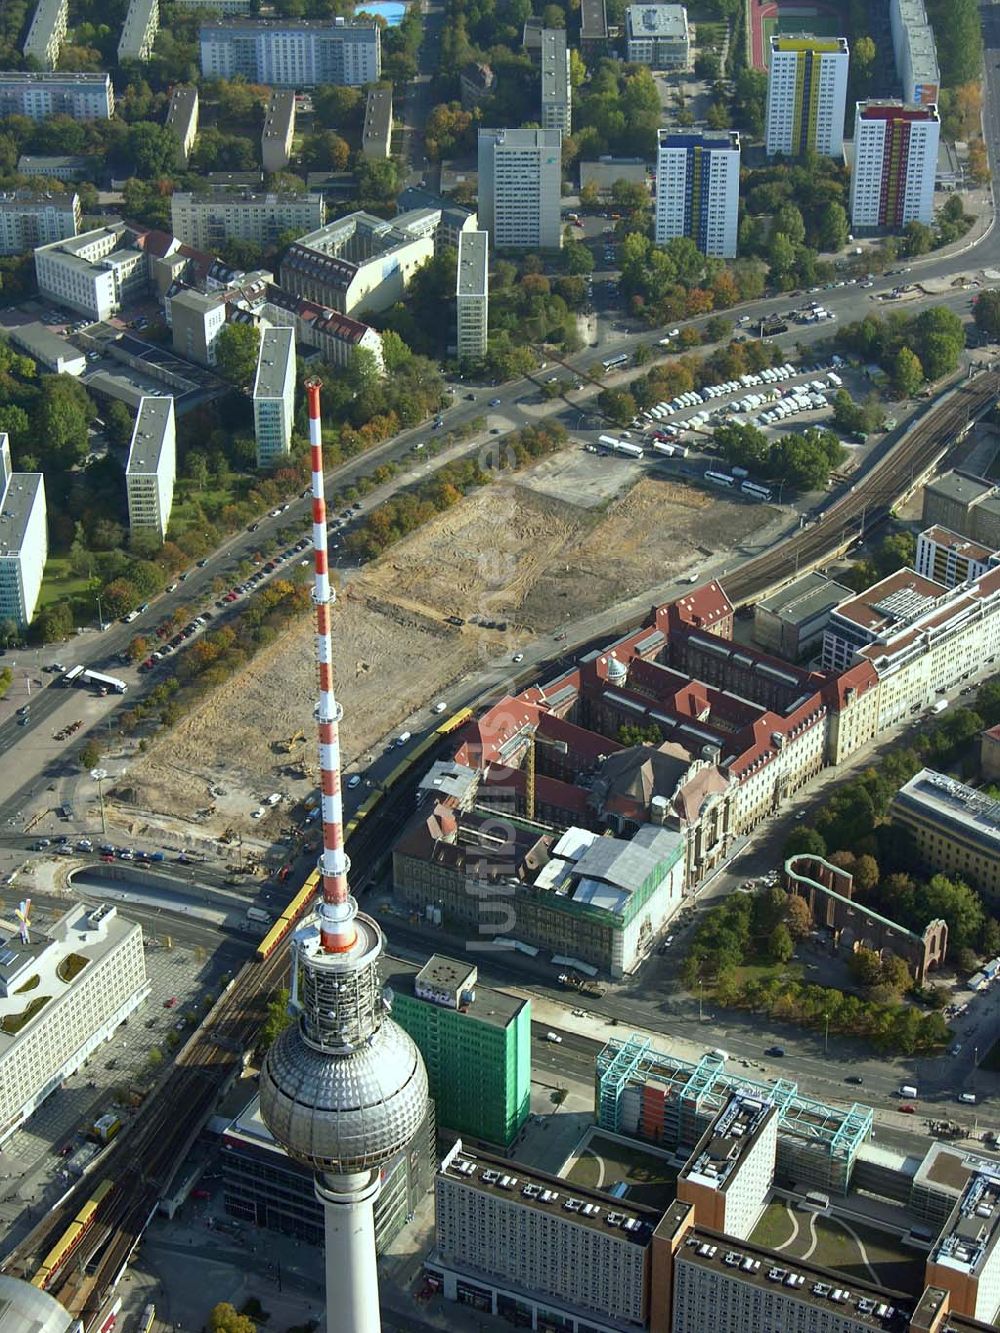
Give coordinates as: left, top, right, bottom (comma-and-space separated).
880, 952, 912, 996
301, 130, 351, 172
356, 157, 400, 210
126, 635, 149, 663
916, 874, 985, 949
259, 988, 292, 1053
37, 602, 74, 642
854, 36, 877, 73
816, 201, 849, 252
215, 324, 261, 388
768, 923, 794, 964
78, 739, 102, 770
891, 346, 924, 398
207, 1304, 257, 1333
783, 825, 827, 860
784, 894, 813, 940
104, 400, 135, 449
849, 946, 884, 989
33, 375, 93, 472
853, 854, 880, 894
903, 220, 933, 257
125, 121, 178, 178
974, 288, 1000, 338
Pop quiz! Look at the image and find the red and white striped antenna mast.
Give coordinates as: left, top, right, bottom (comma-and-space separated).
306, 378, 357, 955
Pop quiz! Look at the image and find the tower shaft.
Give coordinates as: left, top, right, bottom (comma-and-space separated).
316, 1172, 382, 1333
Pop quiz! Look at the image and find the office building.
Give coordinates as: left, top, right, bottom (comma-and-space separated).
261, 89, 295, 173
253, 326, 295, 467
890, 769, 1000, 908
916, 526, 998, 588
430, 1140, 659, 1331
170, 190, 325, 252
0, 435, 46, 631
0, 191, 79, 255
922, 471, 1000, 550
477, 128, 562, 251
384, 954, 531, 1147
0, 72, 113, 120
361, 86, 392, 160
22, 0, 68, 69
281, 211, 434, 317
17, 155, 89, 180
456, 229, 488, 363
126, 395, 176, 541
753, 572, 854, 661
654, 130, 739, 258
166, 85, 199, 169
0, 902, 148, 1145
925, 1172, 1000, 1324
850, 101, 940, 231
118, 0, 159, 63
765, 35, 850, 158
396, 186, 478, 254
677, 1092, 778, 1240
625, 3, 689, 67
580, 0, 609, 55
598, 1036, 871, 1195
199, 19, 381, 87
169, 287, 228, 366
889, 0, 939, 105
540, 28, 571, 134
220, 1088, 436, 1254
34, 222, 149, 321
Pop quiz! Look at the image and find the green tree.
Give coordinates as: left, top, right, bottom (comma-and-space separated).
854, 36, 877, 73
207, 1303, 257, 1333
104, 400, 135, 449
784, 894, 813, 940
598, 387, 637, 425
853, 854, 880, 894
903, 220, 933, 256
258, 987, 292, 1053
33, 375, 94, 472
849, 946, 884, 989
215, 324, 261, 388
891, 346, 924, 398
37, 601, 74, 643
916, 874, 985, 949
816, 201, 849, 252
126, 121, 178, 178
783, 825, 827, 859
974, 289, 1000, 338
78, 739, 102, 770
768, 923, 794, 964
879, 953, 912, 995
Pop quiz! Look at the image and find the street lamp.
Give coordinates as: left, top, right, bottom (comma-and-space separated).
823, 1011, 829, 1057
91, 768, 108, 836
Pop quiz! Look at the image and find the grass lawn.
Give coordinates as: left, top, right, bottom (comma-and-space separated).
170, 476, 244, 531
751, 1204, 925, 1297
731, 960, 805, 987
566, 1134, 679, 1211
750, 1201, 796, 1251
37, 556, 94, 609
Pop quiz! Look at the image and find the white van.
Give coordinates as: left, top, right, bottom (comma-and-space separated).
709, 1048, 729, 1061
958, 1092, 977, 1104
899, 1084, 918, 1099
396, 731, 412, 746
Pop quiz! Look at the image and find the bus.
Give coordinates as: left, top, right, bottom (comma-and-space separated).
741, 481, 773, 502
615, 441, 644, 459
62, 665, 84, 686
704, 470, 735, 488
602, 354, 629, 372
652, 441, 675, 457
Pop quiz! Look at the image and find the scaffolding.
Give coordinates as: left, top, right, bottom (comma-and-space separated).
595, 1035, 874, 1195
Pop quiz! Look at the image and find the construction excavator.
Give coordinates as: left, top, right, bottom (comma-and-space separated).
273, 731, 306, 754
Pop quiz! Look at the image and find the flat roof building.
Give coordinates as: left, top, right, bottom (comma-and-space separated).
170, 190, 325, 252
166, 85, 199, 168
916, 526, 998, 589
0, 1276, 74, 1333
255, 284, 385, 371
889, 0, 940, 105
477, 127, 563, 251
199, 18, 381, 87
7, 321, 85, 375
126, 395, 176, 541
922, 471, 1000, 551
0, 435, 46, 630
17, 155, 90, 181
118, 0, 159, 62
396, 186, 478, 254
890, 769, 1000, 909
361, 85, 393, 160
0, 902, 148, 1145
678, 1092, 778, 1240
851, 101, 940, 232
0, 191, 79, 256
22, 0, 68, 69
926, 1171, 1000, 1325
821, 566, 949, 672
540, 28, 571, 134
34, 222, 149, 321
0, 72, 113, 121
261, 89, 295, 174
281, 210, 434, 317
169, 287, 228, 366
383, 954, 531, 1147
430, 1140, 659, 1331
766, 35, 850, 157
580, 0, 609, 52
456, 228, 488, 363
625, 3, 689, 67
754, 572, 855, 661
655, 130, 739, 258
252, 326, 295, 467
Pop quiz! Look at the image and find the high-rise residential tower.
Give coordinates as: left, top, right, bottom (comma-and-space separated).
259, 381, 428, 1333
477, 128, 563, 250
456, 229, 489, 362
850, 100, 940, 231
655, 129, 740, 258
765, 35, 849, 157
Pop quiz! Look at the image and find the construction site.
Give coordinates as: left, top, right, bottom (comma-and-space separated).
121, 449, 776, 839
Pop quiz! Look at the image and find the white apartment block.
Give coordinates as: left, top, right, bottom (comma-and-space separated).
0, 71, 113, 120
199, 19, 381, 87
170, 191, 325, 251
281, 211, 433, 317
253, 326, 295, 467
0, 191, 79, 255
889, 0, 939, 105
766, 36, 849, 158
34, 223, 148, 321
625, 3, 689, 67
0, 435, 46, 630
916, 525, 998, 588
477, 128, 562, 251
456, 229, 488, 362
166, 85, 199, 168
655, 130, 739, 258
261, 89, 296, 173
0, 902, 148, 1144
850, 100, 939, 231
361, 86, 393, 160
118, 0, 159, 62
126, 396, 176, 541
540, 28, 571, 134
431, 1141, 656, 1332
22, 0, 68, 69
170, 288, 228, 366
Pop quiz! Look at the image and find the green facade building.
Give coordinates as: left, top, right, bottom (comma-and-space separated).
384, 954, 531, 1148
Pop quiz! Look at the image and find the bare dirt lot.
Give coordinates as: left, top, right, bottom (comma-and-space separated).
125, 450, 772, 836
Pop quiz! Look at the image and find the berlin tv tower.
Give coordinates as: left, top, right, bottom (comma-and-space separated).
259, 380, 428, 1333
